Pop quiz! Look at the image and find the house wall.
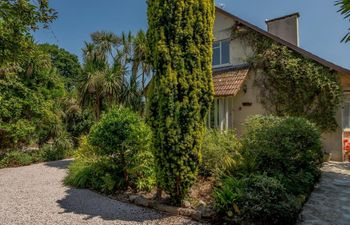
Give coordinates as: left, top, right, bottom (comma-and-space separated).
322, 111, 343, 161
214, 11, 252, 67
231, 70, 266, 136
225, 69, 345, 161
213, 9, 346, 161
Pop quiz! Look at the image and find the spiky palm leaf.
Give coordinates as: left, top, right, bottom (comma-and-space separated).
336, 0, 350, 42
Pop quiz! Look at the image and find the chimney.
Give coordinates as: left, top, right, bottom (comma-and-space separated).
266, 13, 300, 46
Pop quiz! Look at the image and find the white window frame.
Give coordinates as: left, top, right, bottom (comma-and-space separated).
206, 97, 232, 131
343, 100, 350, 131
213, 39, 231, 68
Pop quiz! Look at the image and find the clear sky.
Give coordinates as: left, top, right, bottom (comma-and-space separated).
33, 0, 350, 69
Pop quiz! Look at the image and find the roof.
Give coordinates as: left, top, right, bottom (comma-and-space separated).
213, 67, 250, 97
215, 7, 350, 76
265, 12, 300, 24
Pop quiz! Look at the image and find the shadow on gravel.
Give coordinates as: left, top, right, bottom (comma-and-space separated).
44, 159, 73, 170
57, 188, 170, 222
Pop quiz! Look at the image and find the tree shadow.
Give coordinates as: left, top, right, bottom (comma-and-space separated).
56, 188, 172, 223
44, 159, 73, 170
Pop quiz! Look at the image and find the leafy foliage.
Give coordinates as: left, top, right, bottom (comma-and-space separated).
39, 44, 82, 90
0, 0, 57, 71
240, 116, 323, 195
199, 130, 241, 177
0, 0, 68, 151
79, 31, 149, 120
62, 92, 94, 146
39, 131, 73, 161
65, 157, 123, 193
214, 116, 323, 224
0, 150, 34, 168
66, 107, 155, 192
0, 135, 72, 169
235, 30, 342, 132
336, 0, 350, 42
147, 0, 215, 203
214, 174, 300, 225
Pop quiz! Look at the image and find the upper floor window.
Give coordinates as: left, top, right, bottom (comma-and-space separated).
213, 39, 230, 67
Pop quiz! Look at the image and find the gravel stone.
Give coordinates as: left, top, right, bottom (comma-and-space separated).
0, 159, 205, 225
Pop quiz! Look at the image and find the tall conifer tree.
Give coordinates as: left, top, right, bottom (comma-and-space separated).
147, 0, 215, 203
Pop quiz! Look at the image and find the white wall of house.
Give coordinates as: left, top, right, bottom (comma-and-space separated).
213, 11, 252, 68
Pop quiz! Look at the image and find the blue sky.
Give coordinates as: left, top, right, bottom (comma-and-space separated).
34, 0, 350, 69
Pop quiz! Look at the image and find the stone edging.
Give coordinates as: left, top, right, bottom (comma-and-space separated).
109, 193, 215, 221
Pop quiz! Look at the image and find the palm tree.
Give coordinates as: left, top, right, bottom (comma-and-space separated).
79, 35, 122, 120
132, 30, 152, 93
336, 0, 350, 42
78, 30, 151, 119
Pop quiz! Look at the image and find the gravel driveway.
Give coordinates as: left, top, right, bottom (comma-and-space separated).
0, 160, 202, 225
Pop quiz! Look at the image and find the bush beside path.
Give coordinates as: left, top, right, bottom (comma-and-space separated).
0, 159, 203, 225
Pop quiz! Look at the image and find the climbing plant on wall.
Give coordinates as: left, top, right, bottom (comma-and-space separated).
147, 0, 215, 203
233, 29, 342, 132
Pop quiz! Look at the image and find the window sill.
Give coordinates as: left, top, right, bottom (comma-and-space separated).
213, 63, 231, 69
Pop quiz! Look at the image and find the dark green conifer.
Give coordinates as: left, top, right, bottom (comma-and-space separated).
146, 0, 215, 203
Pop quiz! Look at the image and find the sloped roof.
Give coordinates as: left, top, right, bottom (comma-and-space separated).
213, 67, 250, 96
216, 7, 350, 76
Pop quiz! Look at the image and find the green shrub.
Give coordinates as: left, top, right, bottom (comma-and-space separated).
214, 174, 300, 225
240, 115, 323, 195
66, 107, 155, 192
0, 150, 34, 168
74, 136, 98, 160
200, 130, 241, 177
214, 116, 323, 224
39, 132, 73, 162
64, 157, 124, 193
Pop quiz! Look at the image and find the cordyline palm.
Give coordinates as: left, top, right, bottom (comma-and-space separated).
114, 31, 147, 110
336, 0, 350, 42
79, 31, 149, 119
79, 32, 122, 120
132, 30, 152, 93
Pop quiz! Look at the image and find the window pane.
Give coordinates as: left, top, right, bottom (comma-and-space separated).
221, 40, 230, 64
213, 42, 220, 48
344, 102, 350, 129
213, 47, 220, 66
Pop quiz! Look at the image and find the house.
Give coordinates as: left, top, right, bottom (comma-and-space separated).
210, 7, 350, 161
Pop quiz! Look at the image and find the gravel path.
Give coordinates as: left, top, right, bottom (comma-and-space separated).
297, 162, 350, 225
0, 160, 202, 225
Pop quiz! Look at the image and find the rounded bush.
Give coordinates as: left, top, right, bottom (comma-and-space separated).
241, 116, 323, 195
86, 107, 154, 190
89, 107, 151, 157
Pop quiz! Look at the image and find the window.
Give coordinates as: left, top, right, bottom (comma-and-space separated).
343, 102, 350, 130
207, 97, 232, 131
213, 40, 230, 67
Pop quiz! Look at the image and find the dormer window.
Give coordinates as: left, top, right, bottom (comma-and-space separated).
213, 39, 230, 67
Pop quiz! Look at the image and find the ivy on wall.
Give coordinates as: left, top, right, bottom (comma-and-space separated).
233, 29, 342, 132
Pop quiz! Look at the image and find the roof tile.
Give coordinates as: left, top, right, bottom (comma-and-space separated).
213, 68, 249, 96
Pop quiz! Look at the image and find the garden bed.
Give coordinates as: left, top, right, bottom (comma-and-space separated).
105, 177, 216, 222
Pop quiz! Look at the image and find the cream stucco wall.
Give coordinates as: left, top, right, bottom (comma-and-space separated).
231, 70, 266, 136
322, 110, 343, 161
214, 11, 252, 67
